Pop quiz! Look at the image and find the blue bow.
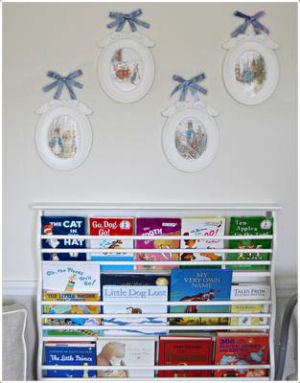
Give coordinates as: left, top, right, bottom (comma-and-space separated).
170, 74, 207, 102
107, 9, 150, 32
42, 70, 83, 100
231, 10, 269, 38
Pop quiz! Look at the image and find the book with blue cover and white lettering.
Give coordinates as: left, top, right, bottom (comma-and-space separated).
41, 216, 86, 261
101, 273, 170, 336
170, 269, 232, 326
44, 342, 97, 378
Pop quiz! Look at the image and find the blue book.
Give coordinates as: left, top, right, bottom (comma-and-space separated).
44, 343, 96, 378
41, 216, 86, 261
170, 269, 232, 324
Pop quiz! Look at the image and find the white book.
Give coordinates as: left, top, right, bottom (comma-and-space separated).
102, 284, 168, 336
180, 217, 225, 262
97, 337, 156, 378
42, 262, 100, 295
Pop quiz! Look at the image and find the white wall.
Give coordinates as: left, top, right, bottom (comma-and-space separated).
3, 3, 297, 288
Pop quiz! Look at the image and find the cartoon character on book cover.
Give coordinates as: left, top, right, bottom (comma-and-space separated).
89, 217, 134, 271
214, 334, 269, 377
170, 269, 232, 325
136, 218, 181, 271
227, 216, 273, 270
41, 216, 86, 261
180, 218, 225, 267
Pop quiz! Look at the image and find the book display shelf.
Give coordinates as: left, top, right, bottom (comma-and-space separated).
33, 203, 279, 381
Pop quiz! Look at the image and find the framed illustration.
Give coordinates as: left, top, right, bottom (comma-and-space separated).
223, 34, 279, 105
97, 31, 155, 103
35, 100, 92, 171
223, 10, 279, 105
162, 102, 219, 172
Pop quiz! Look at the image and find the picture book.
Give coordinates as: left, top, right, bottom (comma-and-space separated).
41, 216, 86, 261
227, 216, 273, 270
89, 217, 134, 271
43, 329, 103, 337
214, 332, 269, 377
170, 269, 232, 325
230, 284, 270, 326
158, 335, 213, 377
101, 273, 170, 336
180, 217, 225, 268
135, 218, 181, 271
43, 317, 101, 327
44, 342, 97, 378
97, 337, 156, 378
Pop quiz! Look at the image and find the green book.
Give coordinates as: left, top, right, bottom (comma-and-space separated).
227, 216, 273, 271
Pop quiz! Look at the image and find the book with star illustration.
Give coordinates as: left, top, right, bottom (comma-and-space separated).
41, 216, 86, 261
214, 332, 269, 377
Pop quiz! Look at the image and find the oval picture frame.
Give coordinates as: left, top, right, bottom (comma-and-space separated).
97, 32, 155, 103
35, 100, 93, 171
223, 35, 279, 105
162, 102, 219, 172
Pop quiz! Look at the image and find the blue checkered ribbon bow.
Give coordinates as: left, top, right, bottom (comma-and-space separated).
170, 74, 207, 102
231, 10, 269, 38
107, 9, 150, 32
42, 70, 83, 100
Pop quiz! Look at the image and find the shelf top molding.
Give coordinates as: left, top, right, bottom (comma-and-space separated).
31, 202, 281, 211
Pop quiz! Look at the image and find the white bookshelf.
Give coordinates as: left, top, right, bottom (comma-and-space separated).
33, 203, 279, 380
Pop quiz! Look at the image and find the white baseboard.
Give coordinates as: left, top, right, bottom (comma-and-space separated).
3, 279, 297, 298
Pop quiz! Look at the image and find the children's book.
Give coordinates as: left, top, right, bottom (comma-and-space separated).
89, 217, 134, 271
41, 216, 86, 261
158, 335, 213, 377
230, 284, 270, 326
170, 269, 232, 326
214, 332, 269, 377
101, 273, 170, 336
135, 218, 181, 271
180, 217, 225, 268
42, 262, 100, 298
97, 337, 156, 378
44, 342, 97, 378
227, 216, 273, 270
43, 318, 101, 327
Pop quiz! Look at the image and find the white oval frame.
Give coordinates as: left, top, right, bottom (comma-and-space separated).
223, 35, 279, 105
162, 102, 219, 172
97, 32, 155, 103
35, 100, 93, 171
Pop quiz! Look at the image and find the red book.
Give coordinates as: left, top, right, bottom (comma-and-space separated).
158, 335, 213, 377
214, 332, 269, 378
89, 217, 134, 236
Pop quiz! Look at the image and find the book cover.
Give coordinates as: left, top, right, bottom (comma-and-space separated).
101, 273, 170, 336
44, 342, 97, 378
42, 262, 100, 297
41, 216, 86, 261
89, 217, 134, 271
170, 269, 232, 325
158, 335, 213, 377
97, 337, 156, 378
43, 317, 101, 327
230, 284, 270, 326
135, 218, 181, 271
214, 333, 269, 377
180, 217, 225, 268
227, 216, 273, 270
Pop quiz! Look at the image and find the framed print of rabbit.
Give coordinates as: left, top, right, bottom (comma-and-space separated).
36, 70, 93, 170
162, 73, 219, 172
97, 9, 155, 103
223, 11, 279, 105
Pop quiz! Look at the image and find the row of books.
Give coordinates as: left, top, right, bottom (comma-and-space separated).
42, 215, 273, 271
44, 332, 269, 378
42, 267, 270, 336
